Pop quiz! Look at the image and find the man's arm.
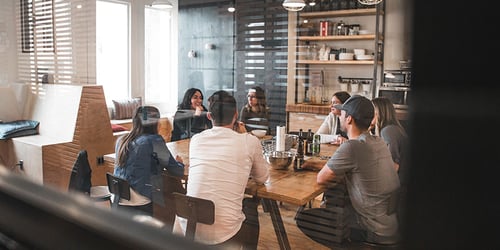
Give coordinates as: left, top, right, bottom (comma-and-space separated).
317, 164, 336, 185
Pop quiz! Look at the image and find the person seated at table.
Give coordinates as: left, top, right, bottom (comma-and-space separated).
239, 86, 270, 133
177, 90, 269, 249
316, 91, 350, 145
372, 96, 409, 226
301, 95, 401, 245
171, 88, 212, 141
114, 106, 185, 216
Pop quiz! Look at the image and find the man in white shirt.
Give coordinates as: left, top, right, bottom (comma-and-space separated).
178, 90, 270, 249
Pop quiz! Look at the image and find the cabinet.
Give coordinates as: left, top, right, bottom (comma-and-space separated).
291, 5, 385, 104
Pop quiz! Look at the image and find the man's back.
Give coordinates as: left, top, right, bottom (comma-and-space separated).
182, 126, 269, 245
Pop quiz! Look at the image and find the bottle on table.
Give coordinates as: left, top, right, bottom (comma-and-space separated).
294, 129, 305, 171
305, 129, 313, 156
312, 134, 321, 156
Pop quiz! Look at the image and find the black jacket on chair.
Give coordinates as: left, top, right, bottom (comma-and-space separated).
68, 150, 92, 195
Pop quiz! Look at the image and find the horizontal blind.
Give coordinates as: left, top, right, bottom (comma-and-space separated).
17, 0, 95, 86
235, 0, 288, 134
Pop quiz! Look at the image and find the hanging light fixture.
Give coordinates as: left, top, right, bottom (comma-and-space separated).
282, 0, 306, 12
357, 0, 383, 5
150, 0, 173, 9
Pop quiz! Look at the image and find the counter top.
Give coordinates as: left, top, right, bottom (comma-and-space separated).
286, 104, 330, 115
286, 103, 409, 120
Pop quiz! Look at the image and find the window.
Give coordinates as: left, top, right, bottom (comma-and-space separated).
145, 6, 177, 114
17, 0, 95, 86
96, 0, 129, 106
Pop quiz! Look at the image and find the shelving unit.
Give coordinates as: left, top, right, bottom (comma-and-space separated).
292, 4, 385, 103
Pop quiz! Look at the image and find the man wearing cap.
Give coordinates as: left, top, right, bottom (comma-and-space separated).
301, 95, 401, 245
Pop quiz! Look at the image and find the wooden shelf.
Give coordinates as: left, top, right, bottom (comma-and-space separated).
299, 8, 380, 19
298, 34, 377, 41
297, 60, 380, 65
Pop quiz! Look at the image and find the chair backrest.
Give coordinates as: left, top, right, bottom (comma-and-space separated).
68, 150, 92, 195
106, 173, 131, 208
172, 192, 215, 240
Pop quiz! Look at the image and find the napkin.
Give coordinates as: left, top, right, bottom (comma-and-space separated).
275, 126, 286, 151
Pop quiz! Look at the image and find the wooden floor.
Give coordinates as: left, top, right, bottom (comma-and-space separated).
257, 197, 372, 250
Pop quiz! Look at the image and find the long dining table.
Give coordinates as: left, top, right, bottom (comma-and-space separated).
165, 137, 339, 250
103, 136, 338, 250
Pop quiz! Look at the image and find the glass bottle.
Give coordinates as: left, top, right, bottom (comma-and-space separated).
305, 129, 313, 156
312, 134, 321, 156
294, 129, 305, 171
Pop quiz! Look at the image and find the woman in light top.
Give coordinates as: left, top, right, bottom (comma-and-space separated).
239, 86, 270, 133
316, 91, 350, 144
114, 106, 185, 216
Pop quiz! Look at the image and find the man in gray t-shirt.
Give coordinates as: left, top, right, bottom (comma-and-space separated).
303, 95, 400, 245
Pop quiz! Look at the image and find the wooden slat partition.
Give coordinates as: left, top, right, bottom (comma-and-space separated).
9, 84, 115, 190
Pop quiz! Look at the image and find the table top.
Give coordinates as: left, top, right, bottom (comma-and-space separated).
104, 137, 339, 206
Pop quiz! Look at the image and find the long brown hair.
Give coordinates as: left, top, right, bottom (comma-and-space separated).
116, 106, 159, 167
372, 97, 406, 137
245, 86, 269, 114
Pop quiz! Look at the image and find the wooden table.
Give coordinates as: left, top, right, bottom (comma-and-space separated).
104, 139, 339, 250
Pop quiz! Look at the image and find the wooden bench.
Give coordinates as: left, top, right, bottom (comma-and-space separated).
0, 84, 115, 190
111, 116, 173, 143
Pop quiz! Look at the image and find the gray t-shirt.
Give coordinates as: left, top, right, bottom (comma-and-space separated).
327, 132, 400, 237
381, 124, 408, 185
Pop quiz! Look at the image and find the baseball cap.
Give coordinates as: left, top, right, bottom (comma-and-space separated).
333, 95, 374, 123
138, 106, 160, 126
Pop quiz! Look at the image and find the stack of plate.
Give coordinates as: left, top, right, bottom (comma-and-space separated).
355, 54, 374, 60
338, 53, 354, 60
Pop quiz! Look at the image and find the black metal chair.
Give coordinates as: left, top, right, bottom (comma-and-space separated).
172, 192, 215, 240
68, 150, 111, 204
106, 172, 131, 209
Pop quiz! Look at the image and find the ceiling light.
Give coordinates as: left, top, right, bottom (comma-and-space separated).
308, 1, 316, 6
228, 6, 235, 12
282, 0, 306, 12
357, 0, 383, 5
151, 0, 173, 9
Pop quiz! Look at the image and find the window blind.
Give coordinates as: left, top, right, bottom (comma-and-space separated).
235, 0, 288, 132
17, 0, 95, 86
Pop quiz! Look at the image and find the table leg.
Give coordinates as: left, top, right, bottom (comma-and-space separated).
261, 198, 291, 250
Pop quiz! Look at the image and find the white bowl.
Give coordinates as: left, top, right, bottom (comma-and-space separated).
251, 129, 267, 138
355, 54, 374, 60
338, 53, 354, 60
353, 49, 365, 55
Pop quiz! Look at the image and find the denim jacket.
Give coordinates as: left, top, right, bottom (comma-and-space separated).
114, 134, 184, 204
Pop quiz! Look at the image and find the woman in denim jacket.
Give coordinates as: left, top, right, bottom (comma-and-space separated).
114, 106, 185, 216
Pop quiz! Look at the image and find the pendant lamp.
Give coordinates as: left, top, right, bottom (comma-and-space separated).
357, 0, 383, 5
151, 0, 173, 9
282, 0, 306, 12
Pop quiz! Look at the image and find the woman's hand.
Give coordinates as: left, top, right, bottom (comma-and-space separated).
194, 105, 203, 116
233, 121, 247, 134
175, 155, 183, 164
331, 136, 348, 145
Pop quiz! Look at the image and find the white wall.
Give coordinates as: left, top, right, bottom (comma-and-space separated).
0, 0, 18, 85
384, 0, 413, 69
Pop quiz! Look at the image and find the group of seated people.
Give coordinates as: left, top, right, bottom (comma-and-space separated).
111, 86, 408, 249
171, 86, 270, 142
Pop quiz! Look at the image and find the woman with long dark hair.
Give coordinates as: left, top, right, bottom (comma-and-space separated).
171, 88, 212, 141
114, 106, 185, 216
